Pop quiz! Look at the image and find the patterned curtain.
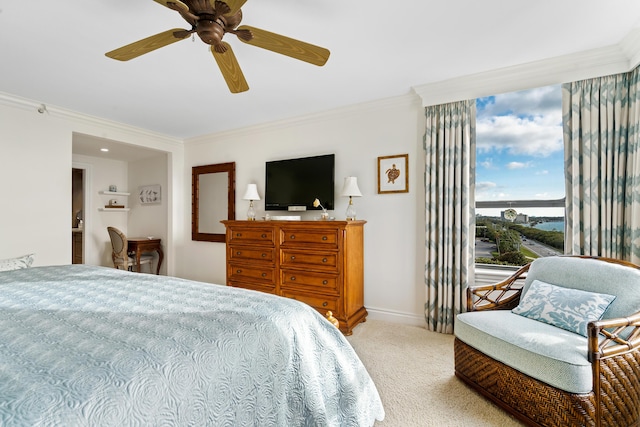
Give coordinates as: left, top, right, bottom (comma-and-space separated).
563, 67, 640, 264
423, 100, 476, 333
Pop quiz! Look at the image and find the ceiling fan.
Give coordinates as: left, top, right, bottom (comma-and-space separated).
105, 0, 330, 93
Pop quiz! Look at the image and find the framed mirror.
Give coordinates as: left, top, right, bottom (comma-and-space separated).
192, 162, 235, 242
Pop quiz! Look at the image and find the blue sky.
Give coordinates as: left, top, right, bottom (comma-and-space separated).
475, 85, 565, 217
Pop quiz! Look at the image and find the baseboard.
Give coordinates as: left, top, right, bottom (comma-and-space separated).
366, 307, 425, 327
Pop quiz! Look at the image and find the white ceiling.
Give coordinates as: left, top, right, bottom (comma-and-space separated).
72, 133, 167, 162
3, 1, 640, 141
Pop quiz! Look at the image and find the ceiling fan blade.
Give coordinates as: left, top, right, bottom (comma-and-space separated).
211, 43, 249, 93
236, 25, 329, 66
105, 29, 190, 61
222, 0, 247, 16
153, 0, 189, 13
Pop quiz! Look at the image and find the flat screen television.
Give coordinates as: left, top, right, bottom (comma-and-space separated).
265, 154, 335, 211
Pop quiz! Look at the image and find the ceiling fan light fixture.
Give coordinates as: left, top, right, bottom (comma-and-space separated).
106, 0, 330, 93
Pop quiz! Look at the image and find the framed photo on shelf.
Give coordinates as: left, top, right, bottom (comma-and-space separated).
378, 154, 409, 194
138, 184, 161, 204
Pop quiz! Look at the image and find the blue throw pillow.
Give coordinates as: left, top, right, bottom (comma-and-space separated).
512, 279, 616, 337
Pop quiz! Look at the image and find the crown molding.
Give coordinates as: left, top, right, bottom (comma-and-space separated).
412, 33, 639, 107
185, 93, 419, 144
0, 91, 182, 146
620, 27, 640, 69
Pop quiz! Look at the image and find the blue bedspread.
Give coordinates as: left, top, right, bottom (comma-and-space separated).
0, 265, 384, 426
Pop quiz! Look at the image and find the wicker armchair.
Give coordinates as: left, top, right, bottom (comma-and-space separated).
455, 256, 640, 427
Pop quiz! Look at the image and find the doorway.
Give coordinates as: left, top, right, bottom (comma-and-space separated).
72, 168, 84, 264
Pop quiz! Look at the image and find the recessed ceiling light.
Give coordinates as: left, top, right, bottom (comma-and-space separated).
100, 148, 109, 152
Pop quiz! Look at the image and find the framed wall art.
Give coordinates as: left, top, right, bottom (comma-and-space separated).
378, 154, 409, 194
138, 184, 161, 204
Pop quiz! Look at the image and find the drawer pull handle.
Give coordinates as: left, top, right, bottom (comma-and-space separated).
236, 251, 241, 255
261, 273, 267, 277
261, 234, 267, 238
261, 253, 266, 257
290, 256, 296, 260
236, 233, 242, 237
322, 236, 327, 241
322, 280, 328, 285
322, 258, 328, 263
290, 276, 296, 281
236, 269, 242, 274
289, 235, 295, 239
322, 302, 328, 307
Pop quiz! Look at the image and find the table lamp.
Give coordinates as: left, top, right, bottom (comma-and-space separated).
341, 177, 362, 220
243, 183, 260, 221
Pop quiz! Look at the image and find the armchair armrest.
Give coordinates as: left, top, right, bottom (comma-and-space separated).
467, 263, 530, 311
587, 312, 640, 361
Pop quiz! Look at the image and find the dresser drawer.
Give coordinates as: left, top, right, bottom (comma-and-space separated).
280, 249, 338, 271
228, 281, 276, 294
227, 227, 275, 246
281, 290, 339, 313
228, 245, 275, 263
227, 263, 275, 285
280, 228, 339, 249
280, 270, 339, 293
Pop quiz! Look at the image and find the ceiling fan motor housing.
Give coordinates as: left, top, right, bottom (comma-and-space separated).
196, 17, 226, 48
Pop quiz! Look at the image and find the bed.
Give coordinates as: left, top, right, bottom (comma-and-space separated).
0, 264, 384, 426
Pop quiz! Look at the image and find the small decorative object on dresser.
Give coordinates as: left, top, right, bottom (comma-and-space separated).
222, 220, 367, 335
312, 198, 329, 220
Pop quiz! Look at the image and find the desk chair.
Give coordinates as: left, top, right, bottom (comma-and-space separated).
107, 226, 154, 273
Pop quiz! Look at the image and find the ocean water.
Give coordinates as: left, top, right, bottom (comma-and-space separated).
533, 220, 564, 232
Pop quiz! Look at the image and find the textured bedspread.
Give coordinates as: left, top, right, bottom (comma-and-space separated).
0, 265, 384, 426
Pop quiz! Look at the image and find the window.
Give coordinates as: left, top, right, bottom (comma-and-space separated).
475, 85, 565, 267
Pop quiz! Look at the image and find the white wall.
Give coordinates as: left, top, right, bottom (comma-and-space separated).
179, 95, 428, 324
0, 104, 71, 265
0, 97, 183, 271
128, 155, 169, 275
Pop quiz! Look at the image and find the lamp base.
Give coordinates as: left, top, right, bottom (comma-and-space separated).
345, 198, 357, 221
247, 201, 256, 221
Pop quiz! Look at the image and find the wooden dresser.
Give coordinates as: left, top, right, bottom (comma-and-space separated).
222, 220, 367, 335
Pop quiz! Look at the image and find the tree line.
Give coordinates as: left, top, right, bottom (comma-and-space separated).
475, 218, 564, 266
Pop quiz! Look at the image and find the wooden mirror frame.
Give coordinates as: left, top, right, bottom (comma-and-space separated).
192, 162, 235, 242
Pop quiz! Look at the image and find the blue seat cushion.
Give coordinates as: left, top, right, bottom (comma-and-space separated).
455, 310, 593, 394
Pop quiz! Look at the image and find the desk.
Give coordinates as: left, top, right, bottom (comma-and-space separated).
128, 238, 164, 275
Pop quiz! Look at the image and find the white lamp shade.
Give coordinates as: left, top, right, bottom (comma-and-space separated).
341, 177, 362, 197
243, 183, 260, 201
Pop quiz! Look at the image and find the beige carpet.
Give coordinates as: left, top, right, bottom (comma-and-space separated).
346, 320, 523, 426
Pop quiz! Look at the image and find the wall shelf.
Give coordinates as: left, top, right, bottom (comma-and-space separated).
99, 190, 130, 211
99, 190, 130, 196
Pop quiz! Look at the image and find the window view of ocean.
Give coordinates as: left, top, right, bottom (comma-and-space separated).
532, 220, 564, 232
